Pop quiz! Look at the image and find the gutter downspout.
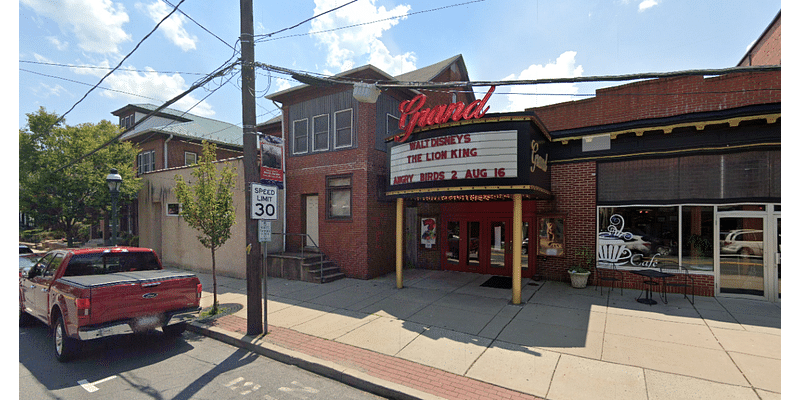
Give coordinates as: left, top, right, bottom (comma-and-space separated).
272, 101, 287, 253
164, 134, 173, 169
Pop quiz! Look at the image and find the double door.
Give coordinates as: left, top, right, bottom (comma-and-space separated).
443, 216, 532, 277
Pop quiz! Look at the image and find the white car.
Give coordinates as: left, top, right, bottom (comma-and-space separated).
720, 229, 763, 256
598, 232, 652, 255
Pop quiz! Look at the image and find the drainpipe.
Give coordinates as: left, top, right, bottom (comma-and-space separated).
273, 100, 287, 253
164, 134, 173, 169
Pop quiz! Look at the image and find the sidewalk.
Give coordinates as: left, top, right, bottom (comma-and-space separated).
184, 268, 780, 400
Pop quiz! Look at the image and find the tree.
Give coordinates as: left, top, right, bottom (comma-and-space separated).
19, 107, 140, 246
174, 141, 237, 314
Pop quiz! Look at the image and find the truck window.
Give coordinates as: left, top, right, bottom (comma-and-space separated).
63, 252, 161, 277
42, 254, 65, 278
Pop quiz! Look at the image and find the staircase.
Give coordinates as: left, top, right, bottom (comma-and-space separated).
301, 250, 345, 283
266, 247, 345, 284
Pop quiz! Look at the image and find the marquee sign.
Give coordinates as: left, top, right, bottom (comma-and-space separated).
390, 130, 518, 185
393, 86, 496, 143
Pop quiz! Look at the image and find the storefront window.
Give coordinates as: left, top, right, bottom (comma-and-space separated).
598, 207, 678, 268
681, 206, 714, 271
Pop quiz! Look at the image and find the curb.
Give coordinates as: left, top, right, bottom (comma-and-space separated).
187, 321, 447, 400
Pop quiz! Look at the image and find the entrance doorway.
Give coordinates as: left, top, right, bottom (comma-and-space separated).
715, 206, 780, 301
304, 195, 319, 248
442, 210, 534, 277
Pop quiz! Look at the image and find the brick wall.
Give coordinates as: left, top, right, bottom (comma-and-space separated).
532, 71, 780, 133
535, 161, 597, 282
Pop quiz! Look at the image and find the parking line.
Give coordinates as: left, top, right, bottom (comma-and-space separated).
78, 376, 117, 393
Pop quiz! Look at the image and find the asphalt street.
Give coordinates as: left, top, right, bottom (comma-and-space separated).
19, 320, 385, 400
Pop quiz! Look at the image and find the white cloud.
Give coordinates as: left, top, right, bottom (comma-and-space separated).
73, 63, 215, 117
311, 0, 415, 75
501, 51, 585, 111
31, 82, 70, 99
32, 53, 54, 64
20, 0, 131, 55
46, 36, 69, 51
137, 1, 198, 51
638, 0, 659, 12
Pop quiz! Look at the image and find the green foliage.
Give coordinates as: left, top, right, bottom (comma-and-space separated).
19, 107, 141, 247
174, 141, 237, 314
570, 246, 595, 274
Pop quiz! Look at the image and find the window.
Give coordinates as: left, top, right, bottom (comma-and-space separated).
334, 109, 353, 149
137, 150, 156, 175
120, 114, 135, 129
293, 119, 309, 154
327, 175, 352, 219
166, 203, 181, 216
185, 151, 197, 166
312, 114, 329, 151
598, 206, 679, 269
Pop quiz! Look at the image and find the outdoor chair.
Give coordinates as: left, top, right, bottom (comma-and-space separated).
594, 263, 624, 296
660, 265, 695, 305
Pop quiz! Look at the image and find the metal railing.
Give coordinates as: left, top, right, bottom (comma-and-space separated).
268, 233, 325, 279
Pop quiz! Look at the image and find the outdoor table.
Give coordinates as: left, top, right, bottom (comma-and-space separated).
630, 269, 674, 305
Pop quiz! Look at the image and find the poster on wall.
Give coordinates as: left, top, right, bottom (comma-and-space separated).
538, 217, 565, 257
421, 217, 437, 248
260, 134, 284, 189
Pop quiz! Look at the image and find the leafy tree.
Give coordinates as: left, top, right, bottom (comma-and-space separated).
19, 107, 140, 247
174, 141, 237, 314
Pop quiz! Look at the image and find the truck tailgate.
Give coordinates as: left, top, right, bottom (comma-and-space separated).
59, 269, 199, 325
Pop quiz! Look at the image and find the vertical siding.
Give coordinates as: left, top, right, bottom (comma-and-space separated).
288, 90, 357, 155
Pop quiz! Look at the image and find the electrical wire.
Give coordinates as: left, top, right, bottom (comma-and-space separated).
255, 0, 487, 43
19, 68, 164, 102
258, 0, 358, 39
54, 58, 239, 173
54, 0, 188, 127
20, 60, 207, 76
159, 0, 238, 53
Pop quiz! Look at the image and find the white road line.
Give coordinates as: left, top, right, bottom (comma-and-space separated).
77, 376, 117, 393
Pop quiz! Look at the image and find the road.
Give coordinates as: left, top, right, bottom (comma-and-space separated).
19, 320, 385, 400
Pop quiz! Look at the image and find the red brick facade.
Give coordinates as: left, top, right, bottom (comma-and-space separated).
532, 71, 780, 133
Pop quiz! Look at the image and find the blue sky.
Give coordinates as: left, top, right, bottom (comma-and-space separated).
17, 0, 782, 130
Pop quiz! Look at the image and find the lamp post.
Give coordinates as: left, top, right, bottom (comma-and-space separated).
106, 168, 123, 246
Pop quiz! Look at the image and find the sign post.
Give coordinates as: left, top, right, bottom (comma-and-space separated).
251, 183, 277, 333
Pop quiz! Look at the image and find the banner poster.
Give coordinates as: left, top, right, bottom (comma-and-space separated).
260, 134, 284, 189
421, 217, 436, 248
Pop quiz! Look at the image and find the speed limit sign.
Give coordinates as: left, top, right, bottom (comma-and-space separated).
251, 183, 277, 220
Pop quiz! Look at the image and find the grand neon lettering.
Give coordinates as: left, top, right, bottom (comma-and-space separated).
394, 86, 496, 143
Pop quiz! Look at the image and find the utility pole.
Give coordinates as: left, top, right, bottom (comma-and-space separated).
240, 0, 262, 336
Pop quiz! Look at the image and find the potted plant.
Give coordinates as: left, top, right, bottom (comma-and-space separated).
568, 246, 594, 288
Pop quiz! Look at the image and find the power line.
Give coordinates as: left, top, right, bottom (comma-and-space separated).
160, 0, 238, 53
20, 68, 163, 102
54, 0, 188, 127
259, 0, 358, 39
20, 60, 207, 76
54, 58, 239, 173
255, 0, 487, 43
255, 62, 780, 92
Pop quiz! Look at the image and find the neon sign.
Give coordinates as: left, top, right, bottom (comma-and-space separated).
393, 86, 496, 143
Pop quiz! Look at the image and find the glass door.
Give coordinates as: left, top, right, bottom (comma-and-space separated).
716, 214, 766, 297
488, 219, 512, 276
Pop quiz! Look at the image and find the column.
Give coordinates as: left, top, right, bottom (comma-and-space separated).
512, 194, 522, 304
396, 198, 404, 289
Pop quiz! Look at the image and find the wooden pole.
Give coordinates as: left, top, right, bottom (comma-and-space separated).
396, 198, 404, 289
512, 194, 522, 304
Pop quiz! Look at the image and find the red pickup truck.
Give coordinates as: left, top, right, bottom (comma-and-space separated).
19, 247, 202, 362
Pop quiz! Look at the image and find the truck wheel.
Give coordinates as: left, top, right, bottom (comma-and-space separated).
53, 313, 79, 362
162, 322, 187, 337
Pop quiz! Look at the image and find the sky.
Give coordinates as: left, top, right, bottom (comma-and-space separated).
16, 0, 783, 131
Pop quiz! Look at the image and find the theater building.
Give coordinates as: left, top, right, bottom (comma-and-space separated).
268, 55, 780, 303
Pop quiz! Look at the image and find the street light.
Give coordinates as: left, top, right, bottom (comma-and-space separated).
106, 168, 122, 246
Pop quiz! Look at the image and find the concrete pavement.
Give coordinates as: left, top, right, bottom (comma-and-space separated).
184, 268, 781, 400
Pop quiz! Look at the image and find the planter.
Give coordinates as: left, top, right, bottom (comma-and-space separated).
568, 271, 591, 288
